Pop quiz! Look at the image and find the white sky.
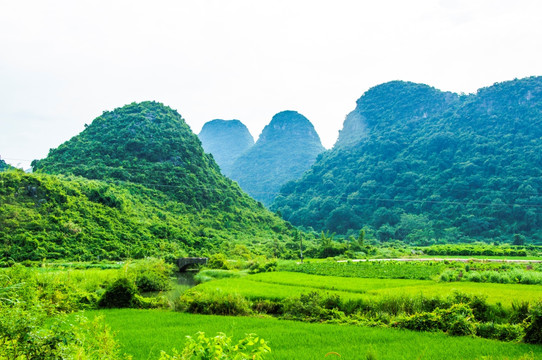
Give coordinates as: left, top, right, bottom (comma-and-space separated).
1, 0, 541, 169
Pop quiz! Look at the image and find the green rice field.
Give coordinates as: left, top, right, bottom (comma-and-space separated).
89, 309, 542, 360
195, 271, 542, 306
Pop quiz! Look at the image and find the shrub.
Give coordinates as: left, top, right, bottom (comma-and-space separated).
523, 302, 542, 344
441, 304, 477, 336
159, 331, 271, 360
176, 289, 251, 316
248, 259, 277, 274
98, 277, 138, 308
394, 311, 442, 332
127, 258, 174, 292
281, 292, 345, 322
251, 299, 283, 315
476, 322, 524, 342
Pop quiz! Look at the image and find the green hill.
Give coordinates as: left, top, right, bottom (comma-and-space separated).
0, 159, 12, 171
198, 119, 254, 176
229, 111, 325, 206
272, 77, 542, 244
7, 101, 294, 261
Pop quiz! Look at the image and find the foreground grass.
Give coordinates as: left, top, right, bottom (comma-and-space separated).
195, 272, 542, 306
88, 309, 541, 360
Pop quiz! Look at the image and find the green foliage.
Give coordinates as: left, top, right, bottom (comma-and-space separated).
273, 77, 542, 243
0, 265, 128, 359
98, 277, 138, 308
282, 291, 345, 322
476, 322, 524, 342
126, 257, 174, 292
523, 302, 542, 344
0, 169, 292, 262
159, 331, 270, 360
247, 259, 277, 274
207, 254, 230, 270
176, 289, 251, 316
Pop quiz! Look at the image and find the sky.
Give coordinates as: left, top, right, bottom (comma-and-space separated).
1, 0, 541, 169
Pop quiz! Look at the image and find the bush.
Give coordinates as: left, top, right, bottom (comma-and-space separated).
176, 289, 251, 316
248, 259, 277, 274
523, 302, 542, 344
98, 277, 138, 308
159, 331, 270, 360
476, 322, 524, 342
127, 258, 174, 292
281, 292, 345, 322
251, 299, 283, 315
394, 311, 442, 332
441, 304, 477, 336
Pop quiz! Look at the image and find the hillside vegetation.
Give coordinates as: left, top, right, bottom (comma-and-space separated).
273, 77, 542, 244
3, 102, 295, 261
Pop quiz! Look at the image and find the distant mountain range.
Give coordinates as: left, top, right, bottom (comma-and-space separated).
198, 119, 254, 177
272, 77, 542, 244
200, 111, 324, 206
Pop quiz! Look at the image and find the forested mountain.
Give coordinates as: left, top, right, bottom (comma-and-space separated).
198, 119, 254, 176
272, 77, 542, 244
229, 111, 325, 206
10, 102, 294, 261
0, 158, 11, 171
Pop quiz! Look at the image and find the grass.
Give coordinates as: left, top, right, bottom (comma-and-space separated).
87, 309, 542, 360
194, 272, 542, 306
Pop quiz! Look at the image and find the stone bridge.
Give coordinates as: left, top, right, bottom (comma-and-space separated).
177, 257, 208, 271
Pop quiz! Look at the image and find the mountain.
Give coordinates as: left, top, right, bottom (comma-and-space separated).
0, 158, 11, 171
198, 119, 254, 176
272, 77, 542, 244
17, 101, 294, 261
229, 110, 325, 206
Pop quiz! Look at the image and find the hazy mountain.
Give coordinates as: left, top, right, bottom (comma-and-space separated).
229, 110, 325, 206
198, 119, 254, 176
272, 77, 542, 244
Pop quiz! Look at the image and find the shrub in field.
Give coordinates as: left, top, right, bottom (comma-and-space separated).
393, 311, 442, 332
393, 304, 477, 336
281, 292, 345, 322
98, 277, 138, 308
159, 331, 271, 360
523, 302, 542, 344
127, 258, 174, 292
248, 259, 277, 274
251, 299, 283, 315
476, 322, 524, 342
441, 304, 477, 336
176, 289, 251, 316
510, 300, 530, 324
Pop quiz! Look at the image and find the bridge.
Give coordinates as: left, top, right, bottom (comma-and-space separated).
177, 257, 208, 271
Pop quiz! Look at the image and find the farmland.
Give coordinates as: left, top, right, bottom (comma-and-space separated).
89, 309, 542, 360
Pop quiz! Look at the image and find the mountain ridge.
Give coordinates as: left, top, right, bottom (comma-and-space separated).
272, 77, 542, 244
